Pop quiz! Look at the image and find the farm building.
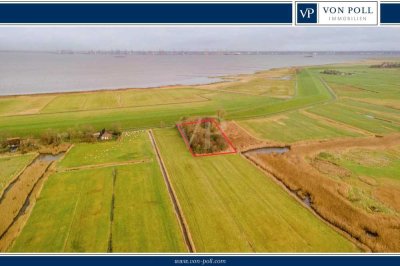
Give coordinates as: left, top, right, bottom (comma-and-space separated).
100, 131, 113, 141
6, 138, 21, 151
94, 129, 113, 141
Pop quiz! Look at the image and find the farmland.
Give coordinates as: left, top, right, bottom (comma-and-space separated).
1, 60, 400, 253
10, 132, 186, 252
238, 111, 362, 143
153, 128, 358, 252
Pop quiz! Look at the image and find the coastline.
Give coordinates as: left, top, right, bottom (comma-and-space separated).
0, 56, 387, 98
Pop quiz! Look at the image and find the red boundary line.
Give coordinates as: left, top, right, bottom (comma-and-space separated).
176, 118, 237, 157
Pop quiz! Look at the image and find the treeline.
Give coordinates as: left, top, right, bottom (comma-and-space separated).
0, 123, 122, 154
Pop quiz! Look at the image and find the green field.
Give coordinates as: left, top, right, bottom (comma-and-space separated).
58, 131, 153, 169
11, 133, 186, 252
238, 111, 361, 143
154, 128, 358, 252
308, 102, 400, 134
0, 153, 36, 193
0, 68, 331, 137
41, 88, 208, 113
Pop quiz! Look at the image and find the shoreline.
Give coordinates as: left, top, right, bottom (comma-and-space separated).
0, 57, 384, 99
1, 56, 396, 99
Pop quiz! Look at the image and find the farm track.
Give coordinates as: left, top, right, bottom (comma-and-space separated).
147, 130, 196, 253
58, 159, 153, 172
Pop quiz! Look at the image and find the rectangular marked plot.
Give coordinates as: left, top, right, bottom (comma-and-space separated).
58, 131, 153, 169
238, 111, 361, 143
154, 128, 358, 252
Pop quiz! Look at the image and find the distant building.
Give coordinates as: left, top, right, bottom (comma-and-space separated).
94, 129, 113, 141
100, 131, 113, 141
7, 138, 21, 150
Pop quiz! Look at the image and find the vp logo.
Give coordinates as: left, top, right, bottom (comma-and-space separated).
297, 3, 318, 23
300, 8, 315, 19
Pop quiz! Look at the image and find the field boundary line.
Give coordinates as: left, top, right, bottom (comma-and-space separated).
58, 159, 152, 172
148, 129, 196, 253
299, 109, 373, 136
240, 153, 371, 252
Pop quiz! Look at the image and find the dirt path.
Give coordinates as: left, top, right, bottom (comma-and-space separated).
147, 130, 196, 253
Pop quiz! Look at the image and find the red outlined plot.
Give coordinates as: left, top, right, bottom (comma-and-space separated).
176, 118, 237, 157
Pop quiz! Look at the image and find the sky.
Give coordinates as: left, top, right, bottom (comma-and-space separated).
0, 27, 399, 51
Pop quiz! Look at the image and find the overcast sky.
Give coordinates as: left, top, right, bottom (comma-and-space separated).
0, 27, 399, 51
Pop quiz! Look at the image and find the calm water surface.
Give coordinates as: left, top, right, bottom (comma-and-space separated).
0, 52, 377, 96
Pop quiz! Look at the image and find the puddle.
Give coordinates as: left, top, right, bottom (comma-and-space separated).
36, 153, 65, 162
245, 146, 290, 155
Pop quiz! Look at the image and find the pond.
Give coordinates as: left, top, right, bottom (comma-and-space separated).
245, 146, 290, 156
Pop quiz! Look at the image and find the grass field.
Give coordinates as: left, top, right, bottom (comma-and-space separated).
0, 68, 327, 137
154, 128, 358, 252
58, 131, 153, 169
238, 111, 361, 143
308, 102, 400, 134
41, 88, 208, 113
11, 132, 186, 252
0, 153, 36, 193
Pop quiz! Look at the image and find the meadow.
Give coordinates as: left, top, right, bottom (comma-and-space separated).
58, 131, 153, 169
238, 110, 361, 143
153, 128, 357, 252
11, 132, 186, 252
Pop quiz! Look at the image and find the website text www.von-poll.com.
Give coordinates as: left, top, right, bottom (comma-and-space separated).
174, 258, 227, 265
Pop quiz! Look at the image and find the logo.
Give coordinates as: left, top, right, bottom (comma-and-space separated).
297, 3, 317, 23
296, 2, 378, 26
